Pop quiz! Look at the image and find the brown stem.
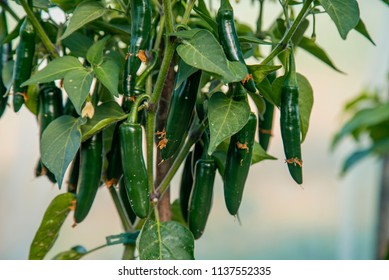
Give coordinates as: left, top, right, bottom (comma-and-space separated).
155, 52, 176, 223
377, 153, 389, 259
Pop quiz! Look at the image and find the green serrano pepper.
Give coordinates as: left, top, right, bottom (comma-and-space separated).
105, 122, 123, 187
123, 0, 152, 96
280, 50, 303, 184
36, 82, 63, 183
119, 95, 150, 218
217, 0, 258, 95
188, 158, 216, 239
223, 112, 257, 215
161, 63, 202, 160
12, 16, 36, 112
74, 132, 103, 223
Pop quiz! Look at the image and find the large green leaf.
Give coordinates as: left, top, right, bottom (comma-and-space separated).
318, 0, 360, 39
81, 101, 127, 142
332, 103, 389, 148
52, 246, 87, 260
29, 193, 75, 260
86, 36, 110, 66
94, 59, 120, 97
207, 92, 251, 155
63, 68, 94, 115
22, 56, 84, 86
272, 73, 314, 142
299, 37, 343, 73
41, 116, 85, 188
176, 29, 247, 83
61, 1, 107, 40
138, 219, 195, 260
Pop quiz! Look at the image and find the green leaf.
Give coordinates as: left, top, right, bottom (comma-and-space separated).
332, 103, 389, 148
299, 37, 343, 73
41, 116, 85, 188
86, 36, 110, 66
62, 32, 94, 58
176, 29, 247, 83
207, 92, 251, 155
354, 19, 375, 45
212, 150, 227, 177
248, 91, 266, 118
61, 1, 107, 40
175, 60, 200, 90
63, 68, 94, 115
52, 246, 87, 260
29, 193, 75, 260
193, 1, 218, 34
297, 74, 314, 142
81, 101, 127, 142
171, 29, 202, 40
22, 56, 84, 86
138, 219, 195, 260
272, 73, 314, 142
252, 141, 277, 164
24, 84, 39, 116
94, 59, 120, 97
257, 77, 276, 106
247, 64, 281, 84
318, 0, 360, 39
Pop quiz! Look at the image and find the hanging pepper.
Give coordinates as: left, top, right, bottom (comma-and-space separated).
119, 94, 150, 218
280, 49, 303, 184
74, 132, 103, 224
223, 112, 257, 215
12, 14, 36, 112
35, 82, 63, 183
160, 61, 202, 160
123, 0, 152, 97
217, 0, 259, 95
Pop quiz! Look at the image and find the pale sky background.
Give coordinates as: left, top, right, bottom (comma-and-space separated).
0, 0, 388, 259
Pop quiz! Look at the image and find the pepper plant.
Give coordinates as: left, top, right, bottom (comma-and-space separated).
0, 0, 376, 259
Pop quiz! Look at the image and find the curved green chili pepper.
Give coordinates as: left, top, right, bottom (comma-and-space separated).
12, 17, 36, 112
105, 122, 123, 187
188, 158, 216, 239
74, 132, 103, 223
119, 94, 150, 218
280, 50, 303, 184
123, 0, 152, 96
223, 112, 257, 215
217, 0, 258, 95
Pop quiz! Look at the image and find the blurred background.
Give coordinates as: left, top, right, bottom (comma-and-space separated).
0, 0, 388, 260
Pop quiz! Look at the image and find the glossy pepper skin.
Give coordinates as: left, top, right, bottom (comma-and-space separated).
74, 132, 103, 223
188, 158, 216, 239
280, 51, 303, 184
36, 82, 63, 183
0, 7, 10, 118
119, 122, 149, 218
12, 17, 36, 112
223, 112, 257, 215
216, 0, 258, 95
161, 67, 202, 160
123, 0, 152, 96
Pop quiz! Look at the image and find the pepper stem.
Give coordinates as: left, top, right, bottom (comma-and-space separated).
127, 94, 150, 124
